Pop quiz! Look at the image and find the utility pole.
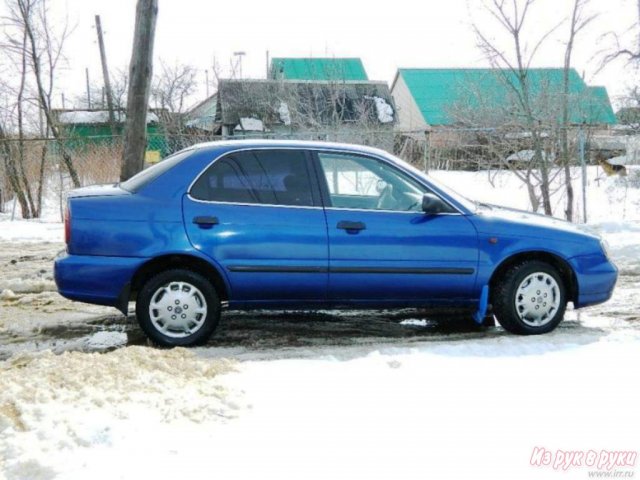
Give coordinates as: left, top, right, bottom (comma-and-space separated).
85, 68, 92, 109
121, 0, 158, 181
266, 50, 270, 78
95, 15, 118, 136
233, 51, 245, 79
423, 128, 431, 173
578, 126, 587, 223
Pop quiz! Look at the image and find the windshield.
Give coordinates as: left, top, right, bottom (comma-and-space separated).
120, 148, 194, 193
384, 153, 477, 212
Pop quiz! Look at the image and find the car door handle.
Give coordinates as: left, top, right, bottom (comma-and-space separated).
193, 216, 219, 227
337, 220, 366, 232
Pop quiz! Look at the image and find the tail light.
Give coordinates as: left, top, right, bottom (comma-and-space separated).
64, 204, 71, 247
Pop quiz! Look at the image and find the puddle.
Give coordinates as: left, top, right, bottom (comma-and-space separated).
0, 309, 498, 359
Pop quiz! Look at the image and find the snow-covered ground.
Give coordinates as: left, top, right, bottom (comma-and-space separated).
0, 166, 639, 480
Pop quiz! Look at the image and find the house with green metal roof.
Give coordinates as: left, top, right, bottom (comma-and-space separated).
52, 109, 169, 160
391, 68, 616, 131
270, 57, 368, 81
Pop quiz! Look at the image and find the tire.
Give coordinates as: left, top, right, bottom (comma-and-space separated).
136, 269, 221, 347
492, 260, 567, 335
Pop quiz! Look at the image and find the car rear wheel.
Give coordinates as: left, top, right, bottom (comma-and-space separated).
136, 269, 220, 346
492, 260, 567, 335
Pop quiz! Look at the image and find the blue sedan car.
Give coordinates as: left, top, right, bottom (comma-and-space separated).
54, 140, 617, 346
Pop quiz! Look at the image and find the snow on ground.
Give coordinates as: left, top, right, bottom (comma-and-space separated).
430, 165, 640, 223
1, 325, 638, 480
0, 219, 62, 244
0, 166, 639, 479
0, 348, 240, 479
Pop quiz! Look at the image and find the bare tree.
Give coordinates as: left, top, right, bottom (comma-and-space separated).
10, 0, 81, 188
616, 86, 640, 129
121, 0, 158, 181
150, 60, 198, 134
561, 0, 596, 221
34, 0, 69, 213
75, 68, 128, 111
74, 68, 128, 111
0, 112, 32, 218
600, 0, 640, 66
151, 61, 198, 113
12, 21, 37, 217
472, 0, 563, 215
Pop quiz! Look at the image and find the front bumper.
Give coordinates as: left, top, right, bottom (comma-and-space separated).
54, 252, 145, 310
569, 253, 618, 308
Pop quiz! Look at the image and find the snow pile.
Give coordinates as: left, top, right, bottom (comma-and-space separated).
235, 117, 265, 132
505, 149, 555, 162
589, 221, 640, 275
278, 102, 292, 125
0, 277, 55, 295
366, 95, 394, 123
607, 155, 629, 166
430, 166, 640, 224
0, 347, 240, 477
399, 318, 429, 327
2, 328, 638, 479
57, 110, 159, 125
0, 219, 63, 243
84, 331, 128, 350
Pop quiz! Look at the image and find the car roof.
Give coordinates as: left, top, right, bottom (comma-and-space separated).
187, 139, 391, 158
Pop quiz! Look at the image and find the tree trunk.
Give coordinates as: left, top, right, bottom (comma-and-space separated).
37, 141, 48, 217
526, 176, 540, 212
121, 0, 158, 181
16, 27, 36, 218
19, 0, 81, 188
0, 125, 30, 218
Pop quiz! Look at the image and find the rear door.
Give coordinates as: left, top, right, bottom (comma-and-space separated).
183, 148, 328, 304
314, 151, 479, 304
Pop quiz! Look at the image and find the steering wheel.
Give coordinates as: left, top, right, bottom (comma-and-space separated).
376, 184, 395, 210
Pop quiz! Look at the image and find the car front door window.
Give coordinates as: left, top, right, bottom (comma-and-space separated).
317, 153, 428, 212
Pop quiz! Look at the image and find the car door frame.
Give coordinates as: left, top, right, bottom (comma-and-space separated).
184, 147, 331, 307
307, 148, 471, 214
307, 147, 480, 306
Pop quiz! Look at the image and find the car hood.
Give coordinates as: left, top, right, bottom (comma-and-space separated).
472, 204, 599, 242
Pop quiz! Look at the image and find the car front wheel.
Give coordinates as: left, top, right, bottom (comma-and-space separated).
136, 269, 220, 346
492, 260, 567, 335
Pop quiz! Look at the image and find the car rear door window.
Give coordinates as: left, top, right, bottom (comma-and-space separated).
191, 149, 316, 207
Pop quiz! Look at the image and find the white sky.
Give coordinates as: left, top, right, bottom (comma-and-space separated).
5, 0, 640, 110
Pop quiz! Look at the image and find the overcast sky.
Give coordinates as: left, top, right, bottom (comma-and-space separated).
5, 0, 639, 110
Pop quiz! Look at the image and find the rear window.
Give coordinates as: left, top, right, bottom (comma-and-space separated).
120, 149, 193, 192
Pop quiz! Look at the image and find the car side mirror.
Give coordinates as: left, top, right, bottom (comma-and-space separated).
422, 193, 450, 215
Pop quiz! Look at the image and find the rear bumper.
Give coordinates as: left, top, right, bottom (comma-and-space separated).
54, 252, 145, 311
569, 253, 618, 308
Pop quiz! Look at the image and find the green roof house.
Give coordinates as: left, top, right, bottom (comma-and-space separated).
270, 57, 368, 81
391, 68, 616, 131
53, 109, 169, 159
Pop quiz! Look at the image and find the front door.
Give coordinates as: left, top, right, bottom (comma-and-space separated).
183, 148, 328, 305
314, 151, 479, 305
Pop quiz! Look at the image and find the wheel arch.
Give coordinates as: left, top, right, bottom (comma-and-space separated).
129, 253, 230, 304
489, 251, 578, 305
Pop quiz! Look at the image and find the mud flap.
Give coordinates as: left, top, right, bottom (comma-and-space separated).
473, 285, 489, 324
116, 282, 131, 316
